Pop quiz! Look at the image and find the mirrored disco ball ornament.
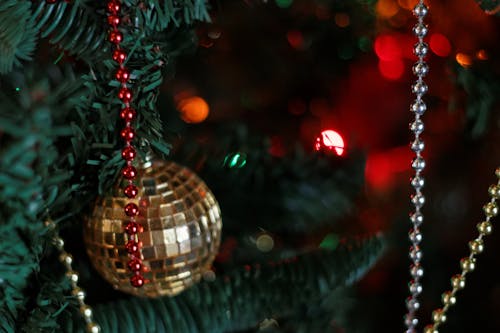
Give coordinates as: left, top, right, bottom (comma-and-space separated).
83, 158, 222, 297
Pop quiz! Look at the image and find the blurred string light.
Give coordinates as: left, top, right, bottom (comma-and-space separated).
177, 96, 210, 123
314, 129, 345, 156
286, 30, 305, 50
476, 49, 488, 60
256, 233, 274, 252
223, 152, 247, 169
374, 34, 405, 80
319, 233, 339, 250
376, 0, 400, 18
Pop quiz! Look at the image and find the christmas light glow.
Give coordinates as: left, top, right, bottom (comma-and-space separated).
315, 130, 345, 156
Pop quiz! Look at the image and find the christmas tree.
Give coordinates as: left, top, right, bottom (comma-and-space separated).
0, 0, 499, 332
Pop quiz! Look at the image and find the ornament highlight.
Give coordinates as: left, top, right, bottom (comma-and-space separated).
84, 158, 222, 297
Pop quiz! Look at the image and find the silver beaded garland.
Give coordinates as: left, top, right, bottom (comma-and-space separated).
405, 1, 429, 332
45, 219, 100, 333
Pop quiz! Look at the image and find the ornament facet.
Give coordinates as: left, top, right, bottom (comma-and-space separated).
84, 159, 222, 297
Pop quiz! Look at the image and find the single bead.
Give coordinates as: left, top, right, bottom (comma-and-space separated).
411, 99, 427, 115
411, 193, 425, 208
410, 119, 424, 134
66, 270, 79, 283
410, 212, 424, 226
469, 239, 484, 254
483, 202, 498, 217
411, 176, 425, 189
107, 15, 120, 26
406, 297, 420, 311
409, 280, 422, 295
442, 291, 456, 305
477, 221, 493, 235
424, 325, 437, 333
122, 165, 137, 179
411, 139, 425, 153
412, 62, 429, 77
414, 42, 429, 57
451, 274, 466, 290
124, 203, 139, 217
120, 107, 136, 121
432, 308, 446, 323
412, 156, 426, 171
409, 246, 423, 262
409, 228, 423, 243
412, 81, 428, 95
121, 146, 136, 161
118, 87, 132, 103
413, 24, 428, 38
59, 252, 73, 265
80, 305, 93, 318
107, 1, 121, 13
130, 274, 145, 288
410, 264, 424, 278
127, 258, 143, 272
72, 287, 86, 301
87, 323, 101, 333
120, 126, 135, 141
53, 236, 65, 250
414, 3, 428, 18
125, 221, 141, 235
124, 184, 139, 198
495, 167, 500, 178
115, 68, 130, 83
488, 185, 500, 199
109, 30, 123, 44
404, 314, 418, 327
126, 240, 140, 254
112, 49, 127, 64
460, 257, 476, 272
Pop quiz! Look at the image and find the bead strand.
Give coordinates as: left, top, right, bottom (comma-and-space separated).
423, 168, 500, 333
107, 0, 145, 288
405, 1, 429, 332
45, 219, 100, 333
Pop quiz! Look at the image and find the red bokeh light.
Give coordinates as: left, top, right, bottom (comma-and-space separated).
429, 33, 452, 57
374, 35, 402, 61
287, 30, 304, 50
378, 58, 405, 80
314, 130, 345, 156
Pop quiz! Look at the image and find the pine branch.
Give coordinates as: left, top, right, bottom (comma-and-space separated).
0, 1, 37, 73
61, 235, 384, 333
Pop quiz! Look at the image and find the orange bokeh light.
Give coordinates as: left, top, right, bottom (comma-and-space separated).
397, 0, 419, 10
178, 96, 210, 123
476, 49, 488, 60
376, 0, 399, 18
456, 53, 473, 68
334, 13, 350, 28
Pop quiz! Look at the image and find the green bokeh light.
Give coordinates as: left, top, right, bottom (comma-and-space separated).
223, 152, 247, 169
275, 0, 293, 9
319, 233, 339, 250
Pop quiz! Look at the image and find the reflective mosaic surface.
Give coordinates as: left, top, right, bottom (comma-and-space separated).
83, 159, 222, 297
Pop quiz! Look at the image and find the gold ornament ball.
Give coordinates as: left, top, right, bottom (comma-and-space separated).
83, 159, 222, 297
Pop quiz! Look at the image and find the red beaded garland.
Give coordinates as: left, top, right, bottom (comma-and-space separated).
125, 240, 140, 254
108, 0, 145, 288
107, 2, 120, 13
109, 30, 123, 44
120, 107, 136, 121
127, 259, 142, 272
122, 165, 137, 179
121, 146, 136, 161
113, 50, 127, 64
124, 184, 139, 198
118, 87, 132, 103
125, 221, 141, 235
130, 274, 145, 288
107, 15, 120, 26
120, 127, 135, 141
